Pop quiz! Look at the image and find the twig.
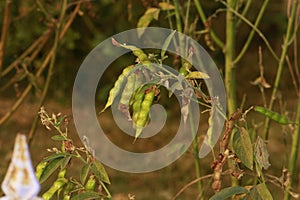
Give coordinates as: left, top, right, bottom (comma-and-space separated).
219, 0, 279, 62
0, 44, 53, 126
233, 0, 270, 65
29, 1, 82, 143
263, 0, 299, 139
286, 55, 299, 96
0, 30, 51, 92
172, 170, 232, 200
0, 30, 50, 78
193, 0, 224, 49
0, 0, 11, 75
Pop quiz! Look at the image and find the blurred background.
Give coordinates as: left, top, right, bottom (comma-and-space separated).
0, 0, 299, 199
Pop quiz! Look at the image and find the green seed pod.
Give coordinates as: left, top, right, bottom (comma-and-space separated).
132, 89, 145, 123
179, 61, 192, 77
179, 66, 189, 76
63, 194, 71, 200
42, 178, 68, 200
58, 168, 67, 178
85, 175, 96, 192
101, 65, 134, 112
35, 161, 48, 181
254, 106, 293, 125
134, 86, 156, 140
119, 72, 136, 106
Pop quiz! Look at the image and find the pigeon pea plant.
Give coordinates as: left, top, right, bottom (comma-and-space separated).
100, 0, 300, 199
36, 107, 111, 200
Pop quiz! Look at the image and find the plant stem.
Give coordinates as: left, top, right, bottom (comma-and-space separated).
0, 0, 11, 77
189, 106, 204, 200
284, 84, 300, 200
262, 0, 298, 140
193, 0, 224, 48
173, 0, 182, 33
284, 94, 300, 200
225, 0, 237, 116
28, 0, 65, 143
225, 0, 238, 186
28, 1, 81, 144
220, 0, 279, 62
233, 0, 269, 65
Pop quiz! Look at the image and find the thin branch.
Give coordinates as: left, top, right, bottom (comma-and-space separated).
0, 30, 51, 92
0, 30, 50, 77
0, 0, 11, 75
172, 170, 232, 200
233, 0, 270, 65
193, 0, 224, 48
218, 0, 279, 62
29, 1, 81, 143
286, 55, 299, 96
263, 0, 299, 139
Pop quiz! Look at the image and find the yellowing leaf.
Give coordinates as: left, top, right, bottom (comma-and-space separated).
233, 127, 253, 170
255, 183, 273, 200
186, 71, 210, 79
137, 8, 160, 37
158, 2, 175, 10
254, 136, 271, 170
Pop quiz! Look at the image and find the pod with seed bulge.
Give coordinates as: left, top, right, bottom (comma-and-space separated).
101, 65, 134, 112
134, 86, 156, 140
254, 106, 293, 125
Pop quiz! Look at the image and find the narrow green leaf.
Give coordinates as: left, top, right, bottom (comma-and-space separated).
91, 160, 110, 184
81, 163, 91, 184
161, 30, 176, 59
54, 115, 67, 127
209, 186, 248, 200
51, 135, 66, 141
233, 127, 253, 170
42, 152, 67, 162
39, 157, 64, 183
72, 191, 101, 200
60, 154, 72, 169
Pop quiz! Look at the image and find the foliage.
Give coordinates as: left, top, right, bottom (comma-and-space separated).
0, 0, 300, 199
37, 107, 111, 200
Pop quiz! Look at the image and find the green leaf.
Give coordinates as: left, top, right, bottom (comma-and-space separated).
51, 135, 66, 141
158, 2, 175, 10
39, 157, 64, 183
233, 127, 253, 170
72, 191, 101, 200
42, 152, 67, 162
60, 154, 72, 169
91, 160, 110, 184
137, 7, 160, 37
81, 163, 91, 184
209, 186, 248, 200
161, 30, 176, 59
